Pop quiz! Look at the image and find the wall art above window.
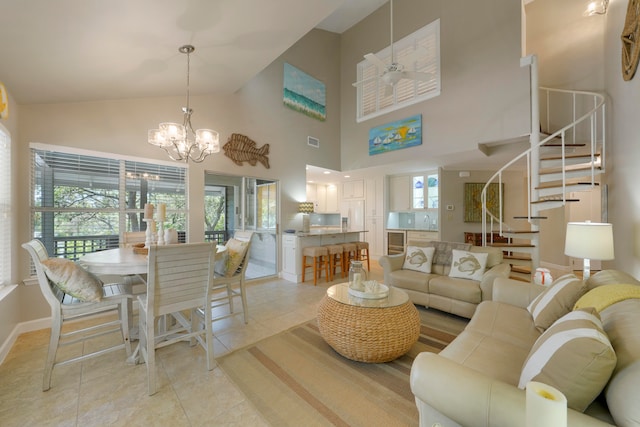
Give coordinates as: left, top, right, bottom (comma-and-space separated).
283, 63, 326, 121
368, 114, 422, 156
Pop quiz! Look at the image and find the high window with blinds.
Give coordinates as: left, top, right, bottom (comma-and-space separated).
30, 144, 187, 260
355, 19, 441, 122
0, 126, 11, 286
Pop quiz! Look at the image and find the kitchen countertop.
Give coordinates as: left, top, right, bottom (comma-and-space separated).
386, 228, 439, 232
289, 229, 368, 237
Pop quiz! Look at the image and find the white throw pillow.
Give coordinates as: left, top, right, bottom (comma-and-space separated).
448, 249, 488, 281
41, 258, 103, 302
403, 246, 435, 273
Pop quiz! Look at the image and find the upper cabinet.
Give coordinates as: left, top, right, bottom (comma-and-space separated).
307, 183, 339, 213
342, 180, 364, 199
389, 172, 439, 212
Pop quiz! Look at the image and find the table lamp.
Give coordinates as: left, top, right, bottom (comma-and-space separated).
298, 202, 314, 233
564, 222, 614, 280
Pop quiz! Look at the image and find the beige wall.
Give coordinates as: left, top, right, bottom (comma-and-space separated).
604, 0, 640, 276
339, 0, 530, 173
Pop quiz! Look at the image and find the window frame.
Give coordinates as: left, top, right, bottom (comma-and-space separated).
0, 124, 11, 287
355, 19, 441, 122
29, 143, 188, 260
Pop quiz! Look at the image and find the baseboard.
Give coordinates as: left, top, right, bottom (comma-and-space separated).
0, 317, 51, 365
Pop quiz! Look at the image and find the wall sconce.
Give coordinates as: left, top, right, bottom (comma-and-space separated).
564, 221, 614, 280
586, 0, 609, 16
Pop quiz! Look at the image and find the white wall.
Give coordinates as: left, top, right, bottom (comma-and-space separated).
339, 0, 530, 173
605, 0, 640, 276
12, 29, 343, 330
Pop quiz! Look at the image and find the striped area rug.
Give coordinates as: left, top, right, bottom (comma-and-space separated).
218, 307, 467, 427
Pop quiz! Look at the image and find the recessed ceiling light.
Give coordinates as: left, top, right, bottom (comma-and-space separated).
344, 175, 351, 178
323, 171, 330, 175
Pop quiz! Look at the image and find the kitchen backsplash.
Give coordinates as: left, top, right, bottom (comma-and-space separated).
387, 210, 438, 230
309, 213, 340, 227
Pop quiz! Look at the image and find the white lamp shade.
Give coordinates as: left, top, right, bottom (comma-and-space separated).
564, 222, 614, 260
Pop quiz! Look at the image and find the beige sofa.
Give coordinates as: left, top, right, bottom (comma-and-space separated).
378, 241, 511, 319
410, 270, 640, 427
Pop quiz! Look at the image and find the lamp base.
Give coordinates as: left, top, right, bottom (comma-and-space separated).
582, 258, 591, 281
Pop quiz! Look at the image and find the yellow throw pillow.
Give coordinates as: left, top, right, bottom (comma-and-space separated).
574, 283, 640, 312
224, 238, 249, 277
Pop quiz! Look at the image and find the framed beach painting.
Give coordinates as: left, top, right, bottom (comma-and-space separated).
368, 115, 422, 155
283, 63, 326, 121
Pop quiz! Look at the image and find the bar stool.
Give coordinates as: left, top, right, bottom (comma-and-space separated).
342, 242, 358, 272
355, 241, 370, 271
301, 246, 330, 286
324, 244, 346, 281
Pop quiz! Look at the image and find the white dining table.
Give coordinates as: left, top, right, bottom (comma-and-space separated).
78, 244, 227, 276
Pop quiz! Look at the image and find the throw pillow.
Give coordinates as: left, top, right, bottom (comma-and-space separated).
214, 251, 229, 277
573, 283, 640, 312
41, 258, 103, 302
527, 274, 586, 332
425, 241, 472, 266
224, 238, 249, 277
448, 249, 488, 281
518, 308, 617, 412
402, 246, 435, 273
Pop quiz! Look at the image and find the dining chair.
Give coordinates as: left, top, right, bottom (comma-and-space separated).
22, 239, 133, 391
137, 242, 216, 395
202, 237, 252, 325
121, 231, 146, 247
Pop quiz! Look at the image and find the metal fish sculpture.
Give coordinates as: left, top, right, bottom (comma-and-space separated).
223, 133, 270, 169
454, 255, 482, 275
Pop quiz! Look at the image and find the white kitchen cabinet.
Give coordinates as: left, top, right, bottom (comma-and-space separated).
342, 180, 364, 199
389, 175, 411, 211
365, 217, 383, 258
365, 177, 384, 217
281, 234, 299, 282
307, 183, 339, 213
316, 184, 327, 212
325, 184, 338, 212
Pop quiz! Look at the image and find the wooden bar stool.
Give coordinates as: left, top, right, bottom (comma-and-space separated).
355, 241, 370, 271
342, 242, 358, 272
301, 246, 329, 286
324, 244, 346, 281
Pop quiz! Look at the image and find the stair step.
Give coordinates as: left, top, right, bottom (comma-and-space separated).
504, 254, 532, 261
539, 167, 602, 182
488, 243, 535, 248
536, 182, 599, 198
511, 265, 531, 274
541, 152, 601, 161
530, 199, 580, 210
514, 216, 548, 220
542, 142, 586, 147
502, 230, 540, 234
531, 198, 580, 204
509, 273, 532, 282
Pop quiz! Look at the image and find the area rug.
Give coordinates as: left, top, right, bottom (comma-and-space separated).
217, 307, 467, 427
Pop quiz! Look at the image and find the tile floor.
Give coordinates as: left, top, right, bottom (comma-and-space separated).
0, 264, 384, 426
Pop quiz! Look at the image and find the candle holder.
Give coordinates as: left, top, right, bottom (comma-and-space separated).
143, 219, 155, 247
157, 221, 165, 245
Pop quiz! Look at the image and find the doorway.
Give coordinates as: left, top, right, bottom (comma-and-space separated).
204, 172, 279, 280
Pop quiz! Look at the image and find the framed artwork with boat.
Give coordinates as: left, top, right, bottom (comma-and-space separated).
368, 114, 422, 155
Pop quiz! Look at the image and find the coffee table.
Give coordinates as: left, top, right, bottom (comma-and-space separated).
317, 283, 420, 363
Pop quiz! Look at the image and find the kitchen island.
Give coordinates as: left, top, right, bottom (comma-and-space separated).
282, 229, 367, 283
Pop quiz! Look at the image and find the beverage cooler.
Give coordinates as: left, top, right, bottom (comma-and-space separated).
386, 230, 405, 255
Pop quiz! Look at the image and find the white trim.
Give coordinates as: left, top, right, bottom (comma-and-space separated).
29, 142, 188, 169
0, 316, 51, 365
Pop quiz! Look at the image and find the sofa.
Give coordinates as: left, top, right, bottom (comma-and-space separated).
378, 241, 511, 319
410, 270, 640, 427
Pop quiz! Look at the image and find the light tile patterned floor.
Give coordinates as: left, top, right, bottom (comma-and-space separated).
0, 264, 384, 426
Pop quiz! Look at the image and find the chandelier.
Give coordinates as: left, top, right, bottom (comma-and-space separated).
148, 45, 219, 163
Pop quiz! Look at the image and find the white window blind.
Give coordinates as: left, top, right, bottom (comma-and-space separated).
356, 19, 441, 122
30, 145, 187, 260
0, 126, 11, 286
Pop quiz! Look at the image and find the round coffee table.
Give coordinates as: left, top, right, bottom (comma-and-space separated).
317, 283, 420, 363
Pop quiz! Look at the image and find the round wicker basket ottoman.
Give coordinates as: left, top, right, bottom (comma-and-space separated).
317, 284, 420, 363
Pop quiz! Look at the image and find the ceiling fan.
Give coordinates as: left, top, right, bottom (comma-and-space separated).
352, 0, 432, 94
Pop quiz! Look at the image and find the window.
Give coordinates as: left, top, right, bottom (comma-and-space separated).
355, 19, 440, 122
30, 144, 187, 260
412, 173, 438, 209
257, 182, 277, 229
0, 125, 10, 286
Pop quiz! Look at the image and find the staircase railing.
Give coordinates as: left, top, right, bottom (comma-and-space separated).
481, 63, 605, 251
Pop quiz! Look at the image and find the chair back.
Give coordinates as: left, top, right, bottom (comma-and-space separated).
146, 243, 215, 316
233, 230, 254, 242
231, 240, 252, 279
122, 231, 146, 247
22, 239, 65, 310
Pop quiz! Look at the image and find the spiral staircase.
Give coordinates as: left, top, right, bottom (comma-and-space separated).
481, 55, 606, 281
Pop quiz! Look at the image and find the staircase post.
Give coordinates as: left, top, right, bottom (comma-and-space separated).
526, 55, 541, 271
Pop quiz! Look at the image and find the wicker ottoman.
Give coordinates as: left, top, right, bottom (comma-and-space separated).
317, 283, 420, 363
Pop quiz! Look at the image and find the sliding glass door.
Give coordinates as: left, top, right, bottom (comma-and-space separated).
204, 172, 278, 280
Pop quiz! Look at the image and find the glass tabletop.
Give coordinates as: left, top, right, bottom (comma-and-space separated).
326, 283, 408, 308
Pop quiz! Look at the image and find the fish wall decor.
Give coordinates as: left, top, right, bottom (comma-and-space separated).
223, 133, 270, 169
